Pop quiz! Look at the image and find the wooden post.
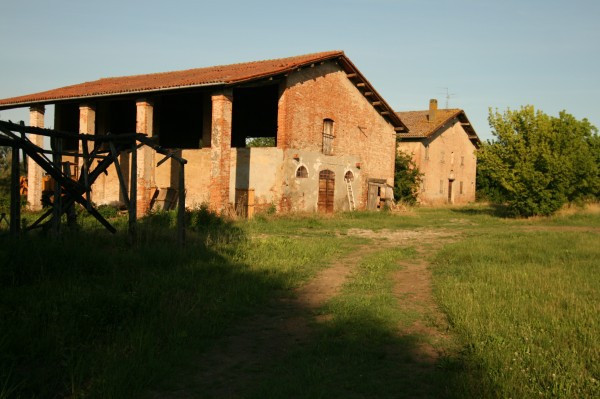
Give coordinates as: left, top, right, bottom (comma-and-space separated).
129, 139, 137, 244
51, 137, 62, 235
9, 141, 20, 236
177, 161, 185, 247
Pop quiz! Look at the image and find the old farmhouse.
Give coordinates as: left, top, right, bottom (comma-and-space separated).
0, 51, 407, 216
396, 99, 480, 205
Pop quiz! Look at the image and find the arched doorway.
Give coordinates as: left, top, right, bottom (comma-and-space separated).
318, 169, 335, 213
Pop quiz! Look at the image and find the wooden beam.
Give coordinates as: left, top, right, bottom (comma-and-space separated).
129, 140, 137, 244
461, 122, 471, 126
380, 111, 390, 115
394, 127, 405, 132
364, 92, 374, 96
346, 73, 357, 78
356, 83, 366, 88
372, 101, 382, 106
177, 162, 185, 247
9, 140, 20, 236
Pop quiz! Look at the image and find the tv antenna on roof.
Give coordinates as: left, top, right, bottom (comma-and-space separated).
439, 87, 456, 108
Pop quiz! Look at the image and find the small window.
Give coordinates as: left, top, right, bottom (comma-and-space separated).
421, 179, 426, 192
344, 171, 354, 182
451, 152, 455, 165
322, 118, 334, 155
439, 179, 444, 194
460, 181, 464, 194
440, 151, 445, 164
460, 156, 465, 166
296, 165, 308, 178
424, 144, 430, 161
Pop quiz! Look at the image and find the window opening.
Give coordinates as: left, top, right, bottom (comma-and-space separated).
460, 155, 464, 166
460, 181, 464, 194
158, 92, 207, 149
439, 179, 444, 194
296, 165, 308, 178
232, 84, 279, 147
424, 144, 430, 160
440, 150, 445, 164
322, 119, 334, 155
344, 171, 354, 182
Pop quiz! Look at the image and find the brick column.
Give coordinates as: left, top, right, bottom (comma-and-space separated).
209, 90, 233, 213
78, 104, 95, 171
136, 100, 154, 217
27, 105, 45, 210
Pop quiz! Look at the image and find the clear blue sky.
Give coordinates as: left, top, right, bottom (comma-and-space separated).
1, 0, 598, 141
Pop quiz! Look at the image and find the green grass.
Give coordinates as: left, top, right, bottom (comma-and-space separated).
1, 203, 599, 397
247, 247, 452, 399
433, 231, 600, 398
0, 210, 350, 398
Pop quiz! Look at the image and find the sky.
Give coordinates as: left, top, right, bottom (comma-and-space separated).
0, 0, 599, 142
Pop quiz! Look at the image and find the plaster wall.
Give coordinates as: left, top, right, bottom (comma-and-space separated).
228, 147, 284, 211
398, 119, 477, 205
282, 150, 361, 212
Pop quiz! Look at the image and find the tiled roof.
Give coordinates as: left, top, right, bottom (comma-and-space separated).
0, 50, 406, 130
0, 51, 343, 108
396, 109, 480, 145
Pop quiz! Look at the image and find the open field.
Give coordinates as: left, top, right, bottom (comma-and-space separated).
1, 204, 599, 398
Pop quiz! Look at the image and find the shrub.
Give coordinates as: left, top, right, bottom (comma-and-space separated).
393, 149, 422, 205
477, 106, 599, 216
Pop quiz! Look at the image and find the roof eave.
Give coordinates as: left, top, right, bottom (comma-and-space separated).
0, 81, 224, 111
337, 56, 408, 133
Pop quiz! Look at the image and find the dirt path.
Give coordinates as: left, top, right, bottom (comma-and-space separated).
148, 241, 380, 398
347, 229, 457, 365
148, 228, 457, 398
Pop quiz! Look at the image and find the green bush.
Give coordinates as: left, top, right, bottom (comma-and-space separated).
477, 106, 600, 216
393, 149, 422, 205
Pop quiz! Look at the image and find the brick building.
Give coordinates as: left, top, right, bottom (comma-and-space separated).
0, 51, 407, 215
396, 99, 480, 205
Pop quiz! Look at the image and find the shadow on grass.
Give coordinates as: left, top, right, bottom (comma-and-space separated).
0, 216, 268, 398
0, 210, 488, 398
449, 203, 513, 218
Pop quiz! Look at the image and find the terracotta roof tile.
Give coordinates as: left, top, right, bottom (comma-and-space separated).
0, 51, 343, 108
396, 108, 480, 145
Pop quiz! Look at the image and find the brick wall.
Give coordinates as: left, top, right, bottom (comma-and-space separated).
278, 61, 397, 209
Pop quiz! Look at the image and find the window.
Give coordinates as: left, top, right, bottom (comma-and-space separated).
440, 151, 445, 164
421, 179, 426, 192
460, 181, 464, 194
296, 165, 308, 178
439, 179, 444, 194
460, 156, 465, 166
450, 152, 455, 165
424, 144, 430, 161
231, 84, 278, 148
344, 171, 354, 182
322, 119, 334, 155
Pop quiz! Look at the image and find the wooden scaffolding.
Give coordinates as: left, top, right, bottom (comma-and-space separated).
0, 120, 187, 245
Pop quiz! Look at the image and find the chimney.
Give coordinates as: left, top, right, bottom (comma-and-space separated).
428, 99, 437, 123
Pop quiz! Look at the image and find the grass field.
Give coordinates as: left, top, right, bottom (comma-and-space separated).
0, 204, 598, 398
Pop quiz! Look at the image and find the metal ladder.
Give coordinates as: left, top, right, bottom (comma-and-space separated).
346, 180, 356, 211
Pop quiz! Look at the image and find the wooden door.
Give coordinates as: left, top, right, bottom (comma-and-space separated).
368, 183, 379, 210
318, 170, 335, 213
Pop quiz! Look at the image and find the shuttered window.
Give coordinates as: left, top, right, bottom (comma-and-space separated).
322, 119, 334, 155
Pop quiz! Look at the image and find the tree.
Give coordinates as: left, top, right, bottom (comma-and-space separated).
477, 106, 599, 216
394, 150, 422, 205
245, 137, 276, 147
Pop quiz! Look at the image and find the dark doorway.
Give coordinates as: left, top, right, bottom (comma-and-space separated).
318, 170, 335, 213
448, 180, 453, 203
